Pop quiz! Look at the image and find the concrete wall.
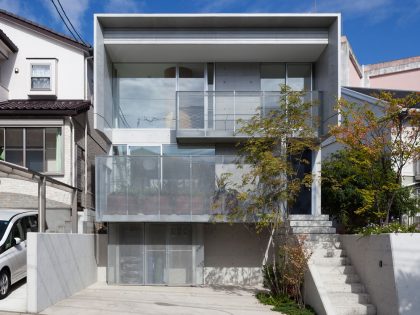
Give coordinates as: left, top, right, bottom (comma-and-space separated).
340, 234, 420, 315
203, 223, 269, 286
314, 17, 341, 135
27, 232, 97, 313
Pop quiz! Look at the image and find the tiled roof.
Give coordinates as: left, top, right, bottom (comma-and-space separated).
0, 99, 91, 115
0, 29, 18, 52
0, 9, 91, 52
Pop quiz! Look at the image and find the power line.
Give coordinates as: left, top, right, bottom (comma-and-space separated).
49, 0, 78, 41
49, 0, 87, 46
55, 0, 88, 46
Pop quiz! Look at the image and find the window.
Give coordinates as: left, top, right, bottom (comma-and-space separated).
28, 59, 57, 96
0, 127, 63, 173
31, 64, 51, 90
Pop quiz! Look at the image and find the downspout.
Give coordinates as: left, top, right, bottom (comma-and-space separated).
84, 55, 94, 101
84, 111, 88, 209
69, 116, 78, 233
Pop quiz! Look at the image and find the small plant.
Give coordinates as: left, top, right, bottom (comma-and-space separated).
256, 292, 316, 315
263, 235, 311, 307
358, 221, 418, 235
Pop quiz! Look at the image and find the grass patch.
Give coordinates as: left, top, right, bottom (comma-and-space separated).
256, 292, 316, 315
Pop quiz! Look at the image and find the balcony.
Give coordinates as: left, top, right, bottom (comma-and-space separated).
96, 155, 245, 222
176, 91, 321, 142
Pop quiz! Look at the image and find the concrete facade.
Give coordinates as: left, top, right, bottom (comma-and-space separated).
340, 234, 420, 315
94, 13, 341, 287
27, 232, 97, 313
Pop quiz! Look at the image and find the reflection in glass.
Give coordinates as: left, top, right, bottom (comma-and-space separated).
260, 63, 286, 91
114, 63, 176, 129
287, 64, 312, 91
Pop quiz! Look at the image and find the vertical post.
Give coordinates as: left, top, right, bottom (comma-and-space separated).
311, 149, 322, 216
38, 176, 46, 232
72, 189, 78, 233
233, 90, 236, 133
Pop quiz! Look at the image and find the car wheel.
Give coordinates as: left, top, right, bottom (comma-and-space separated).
0, 270, 10, 299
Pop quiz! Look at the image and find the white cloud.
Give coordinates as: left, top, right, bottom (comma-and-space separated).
103, 0, 145, 13
0, 0, 38, 22
43, 0, 89, 32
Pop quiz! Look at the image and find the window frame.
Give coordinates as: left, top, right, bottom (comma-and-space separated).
0, 126, 64, 176
27, 58, 57, 96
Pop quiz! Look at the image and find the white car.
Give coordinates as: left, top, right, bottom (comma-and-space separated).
0, 210, 38, 299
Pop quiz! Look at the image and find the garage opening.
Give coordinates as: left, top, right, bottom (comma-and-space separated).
107, 223, 203, 286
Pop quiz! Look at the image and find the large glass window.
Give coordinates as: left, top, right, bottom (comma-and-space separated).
287, 64, 312, 91
260, 63, 286, 91
114, 63, 176, 129
0, 127, 62, 173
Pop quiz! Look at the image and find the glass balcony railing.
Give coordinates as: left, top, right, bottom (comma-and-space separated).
96, 155, 246, 222
176, 91, 321, 140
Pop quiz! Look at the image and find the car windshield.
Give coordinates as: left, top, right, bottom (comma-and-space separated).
0, 221, 9, 240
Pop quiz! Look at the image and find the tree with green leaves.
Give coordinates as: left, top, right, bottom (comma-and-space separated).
214, 85, 318, 303
329, 92, 420, 226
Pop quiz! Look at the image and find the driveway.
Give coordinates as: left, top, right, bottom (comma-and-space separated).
42, 282, 276, 315
0, 279, 27, 313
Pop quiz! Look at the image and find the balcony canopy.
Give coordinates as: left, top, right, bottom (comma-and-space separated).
98, 14, 338, 63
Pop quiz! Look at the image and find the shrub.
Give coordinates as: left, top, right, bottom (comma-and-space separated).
256, 292, 316, 315
263, 236, 311, 306
358, 221, 417, 235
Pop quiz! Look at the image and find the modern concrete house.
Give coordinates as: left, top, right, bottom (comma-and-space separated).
0, 9, 108, 232
93, 13, 341, 286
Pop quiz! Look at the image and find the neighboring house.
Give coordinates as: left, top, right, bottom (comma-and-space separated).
340, 36, 420, 207
0, 10, 108, 233
341, 36, 420, 90
94, 13, 341, 286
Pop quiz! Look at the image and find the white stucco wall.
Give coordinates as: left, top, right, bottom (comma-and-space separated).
340, 234, 420, 315
0, 18, 86, 99
27, 232, 97, 313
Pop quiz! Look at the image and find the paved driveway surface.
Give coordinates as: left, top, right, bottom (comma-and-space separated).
42, 282, 276, 315
0, 279, 26, 313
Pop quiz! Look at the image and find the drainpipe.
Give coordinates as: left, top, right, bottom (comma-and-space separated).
69, 116, 78, 233
84, 55, 94, 101
84, 111, 88, 210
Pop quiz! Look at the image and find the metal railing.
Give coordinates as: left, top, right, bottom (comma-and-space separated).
96, 155, 244, 222
176, 90, 321, 138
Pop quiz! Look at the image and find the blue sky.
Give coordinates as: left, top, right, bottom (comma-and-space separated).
1, 0, 419, 65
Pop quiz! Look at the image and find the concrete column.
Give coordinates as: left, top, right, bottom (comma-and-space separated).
72, 190, 78, 233
38, 176, 47, 232
311, 148, 321, 216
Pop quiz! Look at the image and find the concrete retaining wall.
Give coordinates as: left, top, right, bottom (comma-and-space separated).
203, 224, 269, 286
27, 233, 97, 313
340, 234, 420, 315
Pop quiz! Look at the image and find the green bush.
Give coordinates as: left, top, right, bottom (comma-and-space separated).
256, 292, 316, 315
358, 221, 417, 235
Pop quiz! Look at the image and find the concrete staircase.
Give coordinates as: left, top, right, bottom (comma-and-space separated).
287, 215, 376, 315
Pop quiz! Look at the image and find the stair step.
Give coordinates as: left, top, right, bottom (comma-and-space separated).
323, 274, 361, 284
311, 256, 350, 266
312, 248, 346, 258
288, 220, 333, 227
317, 265, 356, 275
288, 214, 329, 221
284, 226, 336, 234
332, 303, 376, 315
326, 283, 365, 293
328, 292, 370, 304
300, 234, 340, 242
